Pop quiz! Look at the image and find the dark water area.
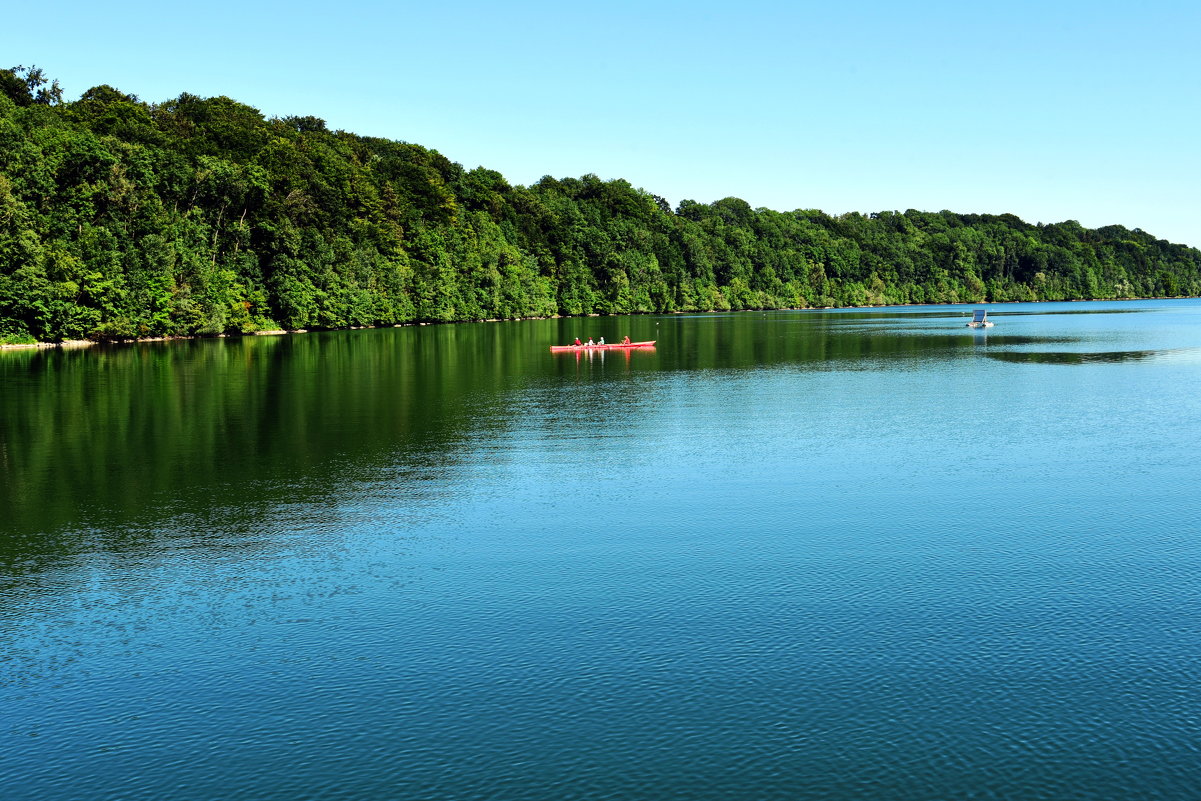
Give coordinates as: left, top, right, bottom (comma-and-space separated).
3, 300, 1201, 800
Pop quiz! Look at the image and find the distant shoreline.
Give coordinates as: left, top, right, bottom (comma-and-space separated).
2, 296, 1193, 352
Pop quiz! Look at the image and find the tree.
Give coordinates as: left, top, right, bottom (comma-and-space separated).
2, 67, 1200, 343
1, 65, 63, 106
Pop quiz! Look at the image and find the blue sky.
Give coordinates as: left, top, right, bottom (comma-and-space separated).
6, 0, 1200, 246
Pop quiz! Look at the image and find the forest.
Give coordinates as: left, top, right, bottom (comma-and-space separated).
2, 65, 1200, 344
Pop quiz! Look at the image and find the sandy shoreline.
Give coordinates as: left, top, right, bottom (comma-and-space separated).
0, 296, 1189, 351
1, 339, 97, 350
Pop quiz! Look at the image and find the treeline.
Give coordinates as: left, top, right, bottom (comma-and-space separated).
2, 65, 1199, 343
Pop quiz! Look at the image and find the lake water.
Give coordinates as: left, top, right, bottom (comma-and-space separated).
3, 300, 1201, 800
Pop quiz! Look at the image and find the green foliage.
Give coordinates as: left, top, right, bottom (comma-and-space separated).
2, 68, 1200, 343
1, 65, 63, 107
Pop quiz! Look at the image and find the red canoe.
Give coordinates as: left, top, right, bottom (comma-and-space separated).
549, 341, 656, 352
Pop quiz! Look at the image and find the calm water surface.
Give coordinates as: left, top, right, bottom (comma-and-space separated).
3, 300, 1201, 800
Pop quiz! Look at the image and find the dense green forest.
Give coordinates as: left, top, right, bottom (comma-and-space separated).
2, 65, 1199, 344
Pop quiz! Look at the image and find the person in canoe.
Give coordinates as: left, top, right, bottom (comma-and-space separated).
622, 336, 631, 345
573, 337, 582, 346
598, 337, 605, 345
586, 337, 594, 346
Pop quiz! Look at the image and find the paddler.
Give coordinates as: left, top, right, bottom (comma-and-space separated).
598, 337, 605, 345
573, 337, 582, 346
586, 337, 595, 346
622, 336, 631, 344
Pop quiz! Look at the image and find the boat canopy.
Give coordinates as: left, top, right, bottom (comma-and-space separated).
971, 309, 988, 323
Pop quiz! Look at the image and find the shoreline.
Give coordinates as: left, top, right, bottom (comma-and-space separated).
1, 295, 1193, 351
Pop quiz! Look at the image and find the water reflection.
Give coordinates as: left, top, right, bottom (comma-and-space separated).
551, 346, 658, 366
986, 349, 1166, 364
4, 299, 1201, 801
8, 299, 1191, 548
6, 300, 1195, 547
1, 333, 470, 541
994, 307, 1157, 316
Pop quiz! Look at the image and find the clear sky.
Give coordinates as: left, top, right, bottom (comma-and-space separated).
5, 0, 1200, 246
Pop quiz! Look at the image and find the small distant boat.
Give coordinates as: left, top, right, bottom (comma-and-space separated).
966, 310, 994, 328
549, 341, 656, 352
